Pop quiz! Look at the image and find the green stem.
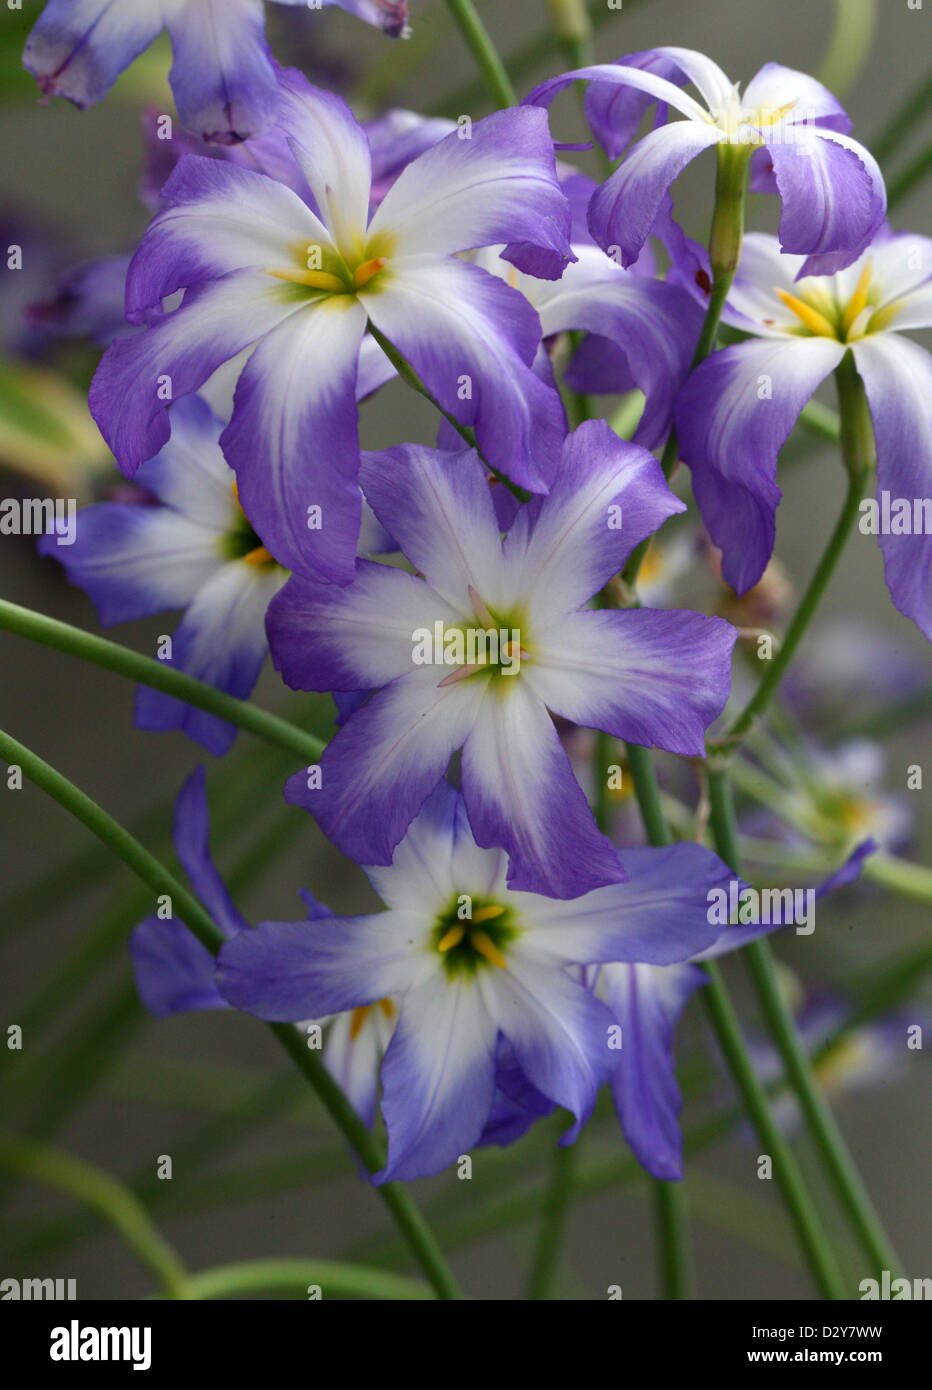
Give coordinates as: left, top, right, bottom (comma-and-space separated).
366, 323, 530, 501
715, 355, 874, 754
0, 726, 462, 1301
0, 598, 323, 764
526, 1119, 578, 1299
652, 1178, 694, 1299
0, 1131, 193, 1299
444, 0, 517, 108
862, 850, 932, 904
182, 1259, 434, 1302
625, 744, 846, 1297
547, 0, 594, 68
707, 768, 903, 1282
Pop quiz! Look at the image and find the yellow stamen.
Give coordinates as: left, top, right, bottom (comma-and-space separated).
379, 997, 396, 1020
231, 479, 240, 502
841, 259, 873, 340
243, 544, 274, 566
756, 100, 797, 127
267, 266, 347, 293
471, 930, 508, 969
867, 296, 905, 335
471, 904, 505, 924
437, 924, 466, 952
774, 289, 837, 338
353, 257, 386, 289
349, 1005, 370, 1040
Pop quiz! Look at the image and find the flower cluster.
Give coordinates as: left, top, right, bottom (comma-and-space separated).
28, 17, 929, 1195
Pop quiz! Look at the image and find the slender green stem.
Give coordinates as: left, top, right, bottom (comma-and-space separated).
547, 0, 594, 68
526, 1118, 578, 1299
887, 139, 932, 210
652, 1178, 694, 1299
624, 743, 847, 1297
0, 598, 323, 764
708, 770, 904, 1280
862, 850, 932, 904
715, 357, 874, 755
444, 0, 516, 108
182, 1259, 435, 1302
0, 727, 462, 1300
366, 323, 530, 501
0, 1131, 193, 1299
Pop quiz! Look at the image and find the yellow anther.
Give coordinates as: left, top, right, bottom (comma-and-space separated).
774, 289, 837, 339
379, 997, 396, 1020
867, 296, 905, 335
353, 257, 386, 289
231, 479, 240, 502
471, 930, 508, 969
471, 904, 505, 924
243, 544, 274, 566
841, 259, 873, 340
349, 1005, 370, 1040
756, 100, 797, 127
267, 266, 347, 293
437, 924, 466, 953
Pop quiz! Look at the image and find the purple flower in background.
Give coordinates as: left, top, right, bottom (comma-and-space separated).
471, 242, 703, 450
40, 394, 287, 755
675, 230, 932, 639
89, 70, 573, 584
217, 781, 734, 1182
526, 47, 886, 276
269, 421, 737, 899
24, 0, 407, 144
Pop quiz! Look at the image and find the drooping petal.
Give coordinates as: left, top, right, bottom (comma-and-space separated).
130, 916, 226, 1018
363, 256, 566, 493
588, 120, 723, 268
24, 0, 164, 108
125, 156, 332, 316
524, 62, 710, 134
491, 958, 615, 1143
89, 268, 306, 478
135, 561, 285, 755
768, 129, 886, 277
851, 334, 932, 640
217, 912, 426, 1020
167, 0, 278, 145
531, 250, 703, 447
359, 444, 503, 612
517, 843, 731, 965
529, 607, 736, 758
274, 68, 372, 250
220, 294, 368, 584
601, 961, 706, 1180
676, 336, 845, 593
583, 50, 691, 160
376, 976, 498, 1182
505, 419, 684, 622
172, 765, 251, 939
648, 46, 735, 112
38, 503, 220, 624
286, 666, 485, 866
370, 107, 572, 274
460, 678, 625, 899
266, 559, 459, 692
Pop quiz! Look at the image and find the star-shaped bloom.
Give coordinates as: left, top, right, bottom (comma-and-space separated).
89, 69, 573, 585
674, 229, 932, 639
217, 781, 734, 1182
526, 47, 886, 277
269, 421, 737, 899
24, 0, 408, 144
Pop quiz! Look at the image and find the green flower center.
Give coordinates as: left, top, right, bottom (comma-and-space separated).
432, 896, 519, 978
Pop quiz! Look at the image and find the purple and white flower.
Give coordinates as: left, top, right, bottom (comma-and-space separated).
269, 421, 737, 899
675, 229, 932, 639
526, 47, 886, 276
24, 0, 408, 144
89, 69, 573, 584
39, 394, 287, 755
217, 780, 734, 1182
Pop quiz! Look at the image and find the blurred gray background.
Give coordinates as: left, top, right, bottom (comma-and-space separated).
0, 0, 929, 1299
